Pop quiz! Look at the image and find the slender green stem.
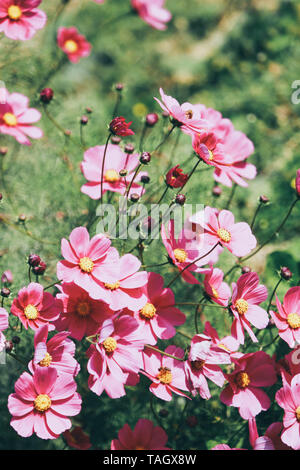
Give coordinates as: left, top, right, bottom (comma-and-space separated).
43, 104, 70, 137
100, 133, 112, 202
267, 277, 282, 312
145, 344, 184, 362
8, 352, 27, 366
226, 183, 237, 209
153, 125, 176, 152
44, 279, 62, 291
250, 201, 263, 230
177, 329, 193, 340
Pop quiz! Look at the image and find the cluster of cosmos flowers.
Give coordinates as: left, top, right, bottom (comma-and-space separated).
1, 0, 300, 452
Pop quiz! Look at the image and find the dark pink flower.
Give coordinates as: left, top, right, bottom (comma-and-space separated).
57, 27, 91, 63
111, 418, 170, 450
165, 165, 188, 188
296, 169, 300, 198
0, 0, 47, 40
270, 286, 300, 348
203, 267, 231, 307
0, 307, 9, 352
276, 373, 300, 450
109, 116, 134, 136
131, 0, 171, 31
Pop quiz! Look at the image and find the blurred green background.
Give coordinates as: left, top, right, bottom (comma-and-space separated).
0, 0, 300, 450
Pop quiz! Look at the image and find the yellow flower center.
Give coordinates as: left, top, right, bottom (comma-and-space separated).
7, 5, 22, 20
173, 248, 187, 263
79, 257, 94, 273
217, 342, 230, 352
192, 360, 205, 371
24, 304, 39, 320
104, 281, 120, 290
235, 371, 251, 389
208, 149, 214, 161
211, 287, 219, 299
157, 367, 172, 385
135, 446, 145, 450
140, 303, 156, 320
287, 313, 300, 329
76, 301, 90, 317
39, 352, 52, 367
102, 336, 117, 353
64, 39, 78, 54
235, 298, 249, 316
296, 406, 300, 422
185, 110, 193, 119
217, 228, 231, 243
3, 112, 17, 127
34, 394, 51, 412
105, 169, 119, 183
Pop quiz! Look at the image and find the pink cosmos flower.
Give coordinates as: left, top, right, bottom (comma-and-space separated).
142, 345, 190, 401
264, 422, 292, 451
111, 418, 170, 450
270, 286, 300, 348
276, 373, 300, 450
55, 282, 113, 341
296, 169, 300, 198
80, 144, 144, 200
212, 444, 243, 450
131, 0, 172, 31
230, 272, 269, 345
109, 117, 135, 136
202, 206, 257, 257
203, 267, 231, 307
11, 282, 61, 331
28, 324, 80, 377
57, 27, 91, 63
87, 315, 144, 399
8, 367, 81, 439
155, 88, 207, 134
56, 226, 119, 299
220, 351, 277, 420
0, 0, 46, 40
0, 307, 9, 352
248, 418, 289, 451
192, 132, 231, 168
202, 321, 240, 361
63, 426, 92, 450
0, 89, 43, 145
1, 269, 13, 284
87, 253, 148, 310
131, 272, 186, 345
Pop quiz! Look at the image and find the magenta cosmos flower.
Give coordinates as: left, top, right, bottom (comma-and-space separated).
63, 426, 92, 450
203, 267, 231, 307
142, 345, 190, 401
202, 206, 257, 257
230, 272, 269, 345
57, 226, 119, 298
155, 88, 207, 134
132, 272, 186, 345
55, 282, 113, 341
276, 373, 300, 450
8, 367, 81, 439
192, 132, 231, 168
109, 117, 135, 136
11, 282, 60, 331
87, 315, 144, 399
87, 253, 148, 310
111, 418, 170, 450
57, 27, 91, 63
203, 321, 240, 360
80, 144, 144, 200
0, 89, 43, 145
131, 0, 171, 31
0, 307, 9, 352
296, 169, 300, 198
1, 269, 13, 284
220, 351, 277, 420
0, 0, 46, 40
270, 286, 300, 348
28, 324, 79, 377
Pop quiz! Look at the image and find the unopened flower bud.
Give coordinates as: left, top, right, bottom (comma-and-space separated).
124, 143, 135, 154
0, 147, 8, 156
130, 193, 140, 203
139, 152, 151, 165
259, 195, 269, 204
111, 136, 121, 145
241, 266, 252, 274
175, 194, 186, 205
80, 115, 88, 125
115, 83, 124, 91
140, 174, 150, 184
212, 186, 222, 197
32, 261, 47, 275
1, 287, 10, 298
146, 113, 159, 127
280, 266, 292, 280
28, 254, 41, 267
18, 214, 26, 223
12, 336, 20, 345
86, 107, 93, 114
40, 88, 54, 104
0, 193, 2, 201
162, 110, 169, 119
119, 169, 128, 178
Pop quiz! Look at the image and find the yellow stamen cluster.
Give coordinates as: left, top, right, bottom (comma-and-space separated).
157, 367, 172, 385
104, 281, 120, 290
7, 5, 22, 21
105, 169, 119, 183
76, 301, 90, 317
235, 298, 249, 316
192, 360, 205, 371
3, 112, 17, 127
296, 406, 300, 422
140, 303, 156, 320
24, 304, 39, 320
102, 336, 117, 353
217, 228, 231, 243
211, 287, 219, 299
34, 394, 51, 412
39, 352, 52, 367
287, 313, 300, 329
208, 149, 214, 161
235, 371, 251, 389
64, 39, 78, 54
79, 257, 94, 273
217, 342, 230, 352
185, 110, 193, 119
173, 248, 187, 263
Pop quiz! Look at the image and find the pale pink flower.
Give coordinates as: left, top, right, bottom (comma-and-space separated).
202, 206, 257, 257
212, 444, 243, 450
276, 373, 300, 450
220, 351, 277, 420
111, 418, 170, 450
264, 422, 292, 450
270, 286, 300, 348
57, 27, 91, 63
230, 272, 269, 345
80, 144, 144, 200
0, 89, 43, 145
154, 88, 207, 134
28, 324, 80, 377
249, 418, 289, 451
1, 269, 13, 284
202, 321, 240, 360
0, 0, 46, 40
142, 345, 190, 401
132, 272, 186, 345
203, 267, 231, 306
131, 0, 171, 31
0, 307, 9, 352
11, 282, 61, 331
88, 253, 148, 310
56, 226, 119, 298
87, 315, 144, 399
8, 367, 81, 439
192, 103, 233, 141
55, 282, 113, 341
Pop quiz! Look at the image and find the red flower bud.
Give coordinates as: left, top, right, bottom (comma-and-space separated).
109, 117, 134, 136
32, 261, 47, 275
40, 88, 54, 104
166, 165, 188, 188
146, 113, 159, 127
